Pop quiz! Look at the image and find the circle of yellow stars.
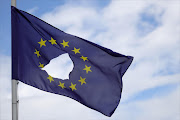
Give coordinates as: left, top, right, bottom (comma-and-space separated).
34, 37, 92, 91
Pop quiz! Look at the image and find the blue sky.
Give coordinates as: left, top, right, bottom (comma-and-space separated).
0, 0, 180, 120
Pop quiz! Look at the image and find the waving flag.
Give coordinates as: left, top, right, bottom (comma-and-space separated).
11, 6, 133, 117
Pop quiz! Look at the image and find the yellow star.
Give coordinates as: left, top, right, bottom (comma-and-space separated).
60, 40, 69, 48
34, 49, 41, 57
58, 81, 66, 89
78, 76, 86, 85
38, 38, 46, 48
72, 47, 80, 54
80, 56, 88, 61
69, 82, 77, 91
47, 75, 54, 83
38, 62, 44, 68
83, 65, 92, 74
49, 37, 57, 45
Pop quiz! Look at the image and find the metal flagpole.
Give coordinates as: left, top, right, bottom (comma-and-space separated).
12, 79, 18, 120
11, 0, 16, 7
11, 0, 18, 120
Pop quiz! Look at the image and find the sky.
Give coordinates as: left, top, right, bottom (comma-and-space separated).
0, 0, 180, 120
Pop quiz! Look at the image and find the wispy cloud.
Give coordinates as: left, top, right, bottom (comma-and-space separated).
40, 0, 180, 119
1, 0, 180, 119
27, 7, 39, 14
42, 53, 73, 80
0, 54, 11, 120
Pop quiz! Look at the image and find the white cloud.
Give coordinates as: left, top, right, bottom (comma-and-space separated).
39, 0, 180, 119
19, 89, 95, 120
27, 7, 39, 14
0, 54, 11, 120
40, 0, 180, 96
1, 0, 180, 120
115, 86, 180, 120
42, 53, 73, 80
41, 5, 99, 39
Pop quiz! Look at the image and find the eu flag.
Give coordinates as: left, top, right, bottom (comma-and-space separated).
11, 6, 133, 117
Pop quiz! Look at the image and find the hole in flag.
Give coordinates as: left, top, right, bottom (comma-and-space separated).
42, 53, 73, 80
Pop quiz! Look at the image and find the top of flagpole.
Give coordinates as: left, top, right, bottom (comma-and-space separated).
11, 0, 16, 7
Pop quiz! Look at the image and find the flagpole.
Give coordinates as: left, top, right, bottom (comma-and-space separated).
11, 0, 16, 7
12, 80, 18, 120
11, 0, 18, 120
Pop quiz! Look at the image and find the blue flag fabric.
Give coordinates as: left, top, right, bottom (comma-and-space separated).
11, 6, 133, 117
